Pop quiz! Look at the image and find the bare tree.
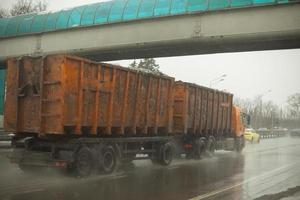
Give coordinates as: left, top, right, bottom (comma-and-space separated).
287, 93, 300, 118
0, 8, 9, 18
234, 97, 255, 115
234, 96, 299, 129
10, 0, 47, 16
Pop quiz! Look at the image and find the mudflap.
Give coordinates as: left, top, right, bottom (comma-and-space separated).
9, 148, 68, 169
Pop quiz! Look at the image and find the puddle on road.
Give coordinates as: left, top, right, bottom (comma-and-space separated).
254, 186, 300, 200
1, 137, 300, 200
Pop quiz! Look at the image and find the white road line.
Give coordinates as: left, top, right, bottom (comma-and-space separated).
254, 170, 300, 197
189, 162, 298, 200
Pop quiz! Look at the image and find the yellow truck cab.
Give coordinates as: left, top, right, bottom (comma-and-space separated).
231, 106, 259, 144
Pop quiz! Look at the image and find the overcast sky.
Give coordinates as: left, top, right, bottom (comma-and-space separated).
1, 0, 300, 106
110, 50, 300, 106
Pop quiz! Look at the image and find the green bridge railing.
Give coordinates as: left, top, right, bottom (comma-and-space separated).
0, 0, 297, 38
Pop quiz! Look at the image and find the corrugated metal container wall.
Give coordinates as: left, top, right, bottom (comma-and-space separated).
173, 81, 233, 136
4, 55, 174, 136
0, 69, 6, 115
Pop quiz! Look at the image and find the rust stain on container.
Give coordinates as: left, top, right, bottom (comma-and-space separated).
4, 55, 175, 136
173, 81, 233, 135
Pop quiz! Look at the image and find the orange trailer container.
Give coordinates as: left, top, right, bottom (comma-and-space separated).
4, 55, 247, 175
4, 55, 174, 137
173, 81, 233, 135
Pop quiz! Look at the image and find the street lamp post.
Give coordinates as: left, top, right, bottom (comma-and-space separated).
258, 90, 272, 129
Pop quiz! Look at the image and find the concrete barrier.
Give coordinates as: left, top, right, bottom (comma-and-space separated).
257, 130, 289, 139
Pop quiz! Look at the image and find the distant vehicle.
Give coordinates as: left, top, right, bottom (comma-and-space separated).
258, 128, 268, 131
244, 128, 260, 143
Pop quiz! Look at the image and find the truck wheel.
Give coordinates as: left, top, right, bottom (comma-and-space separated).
194, 138, 205, 159
159, 142, 174, 166
101, 146, 117, 174
75, 147, 94, 177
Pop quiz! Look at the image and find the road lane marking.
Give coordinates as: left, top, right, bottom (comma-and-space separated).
255, 170, 300, 197
189, 162, 298, 200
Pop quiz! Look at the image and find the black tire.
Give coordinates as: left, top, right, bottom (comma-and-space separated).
101, 146, 117, 174
74, 147, 94, 177
159, 142, 174, 166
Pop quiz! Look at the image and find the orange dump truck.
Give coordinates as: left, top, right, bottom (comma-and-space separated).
5, 55, 248, 176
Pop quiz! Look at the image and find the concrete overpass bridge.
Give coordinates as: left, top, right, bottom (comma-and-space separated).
0, 0, 300, 116
0, 0, 300, 65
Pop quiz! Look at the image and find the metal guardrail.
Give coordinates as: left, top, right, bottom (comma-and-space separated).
257, 130, 289, 139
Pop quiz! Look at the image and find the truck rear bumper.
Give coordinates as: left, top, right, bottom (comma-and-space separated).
9, 149, 68, 168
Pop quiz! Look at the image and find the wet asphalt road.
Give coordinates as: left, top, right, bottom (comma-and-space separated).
0, 137, 300, 200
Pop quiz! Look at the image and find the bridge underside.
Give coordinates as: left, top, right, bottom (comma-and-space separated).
0, 3, 300, 65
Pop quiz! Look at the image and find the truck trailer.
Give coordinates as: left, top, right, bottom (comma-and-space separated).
4, 55, 248, 176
